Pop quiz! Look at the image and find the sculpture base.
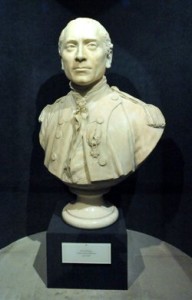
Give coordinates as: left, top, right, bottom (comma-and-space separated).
62, 193, 119, 229
47, 200, 128, 290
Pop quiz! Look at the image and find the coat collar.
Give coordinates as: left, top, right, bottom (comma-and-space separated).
69, 76, 111, 104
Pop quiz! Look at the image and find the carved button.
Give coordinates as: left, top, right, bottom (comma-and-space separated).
51, 153, 57, 161
96, 117, 104, 124
72, 176, 78, 183
98, 157, 107, 166
58, 118, 64, 125
56, 130, 62, 139
111, 94, 119, 101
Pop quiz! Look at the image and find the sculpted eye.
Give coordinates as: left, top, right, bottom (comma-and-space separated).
87, 42, 97, 50
65, 44, 76, 51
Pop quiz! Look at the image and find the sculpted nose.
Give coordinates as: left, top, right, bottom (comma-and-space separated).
75, 45, 86, 62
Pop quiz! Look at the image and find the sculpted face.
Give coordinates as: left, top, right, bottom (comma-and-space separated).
60, 19, 112, 87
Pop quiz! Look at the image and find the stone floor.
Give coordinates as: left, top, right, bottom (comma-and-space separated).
0, 230, 192, 300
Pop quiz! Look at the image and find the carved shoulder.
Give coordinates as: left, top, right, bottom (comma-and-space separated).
111, 86, 166, 128
38, 97, 65, 123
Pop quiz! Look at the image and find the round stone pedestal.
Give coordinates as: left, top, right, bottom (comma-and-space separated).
62, 191, 119, 229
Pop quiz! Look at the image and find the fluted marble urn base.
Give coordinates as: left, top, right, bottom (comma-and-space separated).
62, 188, 119, 229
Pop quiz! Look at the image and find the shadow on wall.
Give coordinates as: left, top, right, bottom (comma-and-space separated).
56, 0, 120, 17
161, 138, 184, 224
120, 137, 184, 241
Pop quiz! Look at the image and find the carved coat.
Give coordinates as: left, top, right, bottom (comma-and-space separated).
39, 78, 165, 184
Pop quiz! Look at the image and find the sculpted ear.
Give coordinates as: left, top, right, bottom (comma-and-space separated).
106, 51, 113, 68
61, 59, 65, 71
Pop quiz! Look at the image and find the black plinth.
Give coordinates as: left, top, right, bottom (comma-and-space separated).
46, 201, 128, 290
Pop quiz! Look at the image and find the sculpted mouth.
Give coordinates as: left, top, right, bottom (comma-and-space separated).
74, 67, 91, 70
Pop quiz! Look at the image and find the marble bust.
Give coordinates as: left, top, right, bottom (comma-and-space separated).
39, 18, 165, 229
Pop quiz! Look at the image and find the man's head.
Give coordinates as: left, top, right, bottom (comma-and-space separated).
58, 18, 113, 87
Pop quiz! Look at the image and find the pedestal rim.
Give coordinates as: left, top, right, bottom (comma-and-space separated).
62, 203, 119, 229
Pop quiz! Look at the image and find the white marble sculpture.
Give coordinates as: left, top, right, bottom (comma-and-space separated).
39, 18, 165, 229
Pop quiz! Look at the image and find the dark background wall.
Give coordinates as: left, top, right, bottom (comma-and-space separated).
0, 0, 192, 256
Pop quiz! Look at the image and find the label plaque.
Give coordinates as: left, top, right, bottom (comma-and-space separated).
61, 242, 111, 264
